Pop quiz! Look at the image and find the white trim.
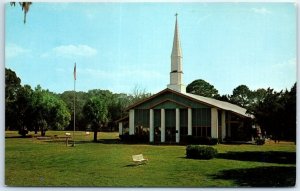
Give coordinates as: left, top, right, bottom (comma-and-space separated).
149, 109, 154, 142
118, 122, 123, 135
221, 110, 226, 140
129, 109, 135, 135
188, 108, 192, 135
161, 109, 165, 142
176, 108, 180, 143
211, 108, 218, 138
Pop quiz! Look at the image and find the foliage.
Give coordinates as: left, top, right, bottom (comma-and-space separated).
30, 86, 71, 136
230, 85, 252, 108
83, 96, 108, 141
5, 68, 21, 103
59, 90, 130, 131
127, 85, 152, 105
186, 79, 219, 98
250, 84, 296, 142
186, 145, 218, 159
59, 91, 89, 131
10, 2, 32, 24
5, 68, 21, 131
5, 68, 71, 136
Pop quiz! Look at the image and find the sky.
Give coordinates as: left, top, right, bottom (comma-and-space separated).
5, 2, 297, 95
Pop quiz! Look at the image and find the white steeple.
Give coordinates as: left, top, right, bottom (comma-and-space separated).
167, 13, 186, 93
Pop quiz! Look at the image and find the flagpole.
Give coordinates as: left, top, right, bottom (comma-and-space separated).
73, 63, 76, 147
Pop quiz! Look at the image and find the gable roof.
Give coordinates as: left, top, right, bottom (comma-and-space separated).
126, 88, 253, 118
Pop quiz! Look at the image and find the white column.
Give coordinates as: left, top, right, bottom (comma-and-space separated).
149, 109, 154, 143
188, 108, 192, 135
176, 108, 180, 143
211, 108, 218, 138
221, 110, 226, 140
161, 109, 165, 142
118, 122, 123, 135
129, 109, 135, 135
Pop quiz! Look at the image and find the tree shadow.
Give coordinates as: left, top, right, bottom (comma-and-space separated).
211, 166, 296, 187
43, 140, 93, 145
5, 135, 33, 139
97, 139, 120, 144
217, 151, 296, 164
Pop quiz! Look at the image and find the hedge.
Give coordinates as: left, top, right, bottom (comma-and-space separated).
186, 145, 218, 159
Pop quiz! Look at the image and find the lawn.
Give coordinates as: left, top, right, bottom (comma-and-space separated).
5, 131, 296, 187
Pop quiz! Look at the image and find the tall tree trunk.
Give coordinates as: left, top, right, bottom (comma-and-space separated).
93, 130, 98, 142
41, 128, 45, 136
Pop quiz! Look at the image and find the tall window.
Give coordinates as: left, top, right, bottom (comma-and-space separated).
192, 108, 211, 137
180, 109, 188, 136
134, 109, 149, 135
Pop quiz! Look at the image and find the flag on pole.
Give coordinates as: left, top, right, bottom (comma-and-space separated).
74, 63, 76, 80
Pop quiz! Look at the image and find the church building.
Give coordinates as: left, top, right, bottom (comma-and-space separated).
118, 15, 253, 144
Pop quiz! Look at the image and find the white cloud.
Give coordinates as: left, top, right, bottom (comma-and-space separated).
252, 8, 271, 15
6, 43, 30, 59
42, 44, 97, 58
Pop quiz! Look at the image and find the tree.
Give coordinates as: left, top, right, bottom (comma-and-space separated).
186, 79, 219, 98
252, 88, 268, 104
14, 85, 34, 136
59, 91, 89, 131
126, 85, 151, 105
281, 83, 296, 141
251, 88, 287, 142
230, 85, 252, 108
31, 86, 71, 136
107, 94, 128, 131
5, 68, 22, 130
83, 97, 108, 142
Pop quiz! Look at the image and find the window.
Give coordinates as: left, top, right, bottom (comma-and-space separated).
192, 108, 211, 137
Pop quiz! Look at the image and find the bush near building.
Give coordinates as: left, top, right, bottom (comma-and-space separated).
186, 145, 218, 159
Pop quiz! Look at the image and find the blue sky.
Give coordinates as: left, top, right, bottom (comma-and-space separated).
5, 2, 296, 95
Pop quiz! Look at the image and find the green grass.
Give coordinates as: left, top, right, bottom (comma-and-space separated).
5, 131, 296, 187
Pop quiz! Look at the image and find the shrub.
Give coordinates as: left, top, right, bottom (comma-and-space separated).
186, 145, 218, 159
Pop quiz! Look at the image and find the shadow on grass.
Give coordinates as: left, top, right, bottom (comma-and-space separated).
123, 164, 147, 167
43, 139, 121, 145
211, 166, 296, 187
5, 135, 33, 139
123, 164, 138, 167
217, 151, 296, 164
98, 139, 120, 144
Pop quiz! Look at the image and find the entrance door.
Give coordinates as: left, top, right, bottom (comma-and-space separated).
154, 109, 161, 143
165, 109, 176, 143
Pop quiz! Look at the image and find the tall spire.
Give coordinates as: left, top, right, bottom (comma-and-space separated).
171, 13, 182, 60
167, 13, 186, 93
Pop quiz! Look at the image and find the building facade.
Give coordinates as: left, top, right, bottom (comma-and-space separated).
118, 15, 253, 143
